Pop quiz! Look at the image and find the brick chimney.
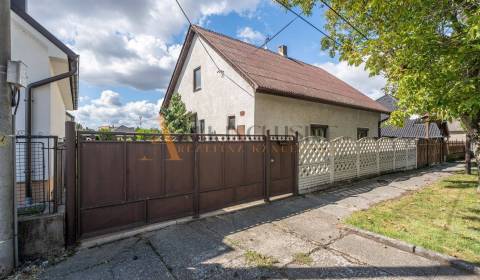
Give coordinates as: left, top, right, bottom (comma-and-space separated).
278, 45, 288, 57
12, 0, 28, 13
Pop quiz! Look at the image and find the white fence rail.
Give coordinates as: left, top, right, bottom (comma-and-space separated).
299, 137, 417, 194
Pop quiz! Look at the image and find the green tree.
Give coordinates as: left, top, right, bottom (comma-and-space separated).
97, 127, 114, 141
280, 0, 480, 189
135, 127, 161, 141
160, 93, 193, 134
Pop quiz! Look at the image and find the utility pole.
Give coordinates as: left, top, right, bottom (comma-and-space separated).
0, 0, 14, 277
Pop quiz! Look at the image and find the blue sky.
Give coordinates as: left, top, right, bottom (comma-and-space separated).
28, 0, 385, 128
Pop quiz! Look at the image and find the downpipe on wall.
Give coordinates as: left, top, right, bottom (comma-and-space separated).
25, 57, 78, 203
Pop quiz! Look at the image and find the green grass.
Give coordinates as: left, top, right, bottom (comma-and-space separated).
345, 170, 480, 265
244, 250, 279, 268
292, 252, 313, 266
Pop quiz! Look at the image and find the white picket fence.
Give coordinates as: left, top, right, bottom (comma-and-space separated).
299, 137, 417, 194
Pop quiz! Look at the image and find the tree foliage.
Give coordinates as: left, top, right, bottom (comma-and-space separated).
160, 93, 193, 134
280, 0, 480, 187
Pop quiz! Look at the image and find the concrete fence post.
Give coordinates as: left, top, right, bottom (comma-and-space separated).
392, 140, 396, 171
376, 140, 380, 175
356, 141, 360, 179
329, 142, 335, 183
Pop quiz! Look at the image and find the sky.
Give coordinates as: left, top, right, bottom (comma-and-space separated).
28, 0, 386, 129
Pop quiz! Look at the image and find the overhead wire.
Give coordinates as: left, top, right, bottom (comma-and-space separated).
317, 0, 369, 40
174, 0, 254, 97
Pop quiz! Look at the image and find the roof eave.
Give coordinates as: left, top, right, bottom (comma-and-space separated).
11, 4, 80, 109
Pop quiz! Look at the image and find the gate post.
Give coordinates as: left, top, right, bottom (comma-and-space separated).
193, 134, 200, 218
293, 131, 299, 196
65, 121, 76, 246
264, 130, 271, 202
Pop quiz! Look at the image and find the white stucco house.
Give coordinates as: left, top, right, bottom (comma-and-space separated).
162, 25, 389, 138
10, 0, 79, 207
11, 0, 79, 138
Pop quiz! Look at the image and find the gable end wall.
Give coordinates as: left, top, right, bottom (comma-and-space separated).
174, 34, 256, 134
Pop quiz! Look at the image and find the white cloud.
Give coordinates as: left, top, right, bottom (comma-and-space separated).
28, 0, 262, 91
237, 26, 266, 45
73, 90, 163, 129
316, 61, 386, 99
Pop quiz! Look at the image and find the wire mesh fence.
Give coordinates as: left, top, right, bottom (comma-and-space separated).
15, 136, 64, 216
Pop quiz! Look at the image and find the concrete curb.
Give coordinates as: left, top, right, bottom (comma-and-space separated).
345, 225, 480, 275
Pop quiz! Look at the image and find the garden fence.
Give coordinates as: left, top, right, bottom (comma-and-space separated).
298, 137, 417, 194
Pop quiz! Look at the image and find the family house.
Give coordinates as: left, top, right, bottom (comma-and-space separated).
162, 25, 389, 138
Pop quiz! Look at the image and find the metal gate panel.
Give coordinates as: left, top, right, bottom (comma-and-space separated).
270, 140, 295, 196
127, 143, 164, 200
80, 201, 145, 238
224, 142, 244, 188
164, 143, 194, 195
198, 143, 223, 191
245, 142, 265, 185
147, 195, 194, 223
80, 142, 125, 208
199, 188, 235, 213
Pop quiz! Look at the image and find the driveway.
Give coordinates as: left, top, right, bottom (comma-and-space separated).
38, 163, 477, 280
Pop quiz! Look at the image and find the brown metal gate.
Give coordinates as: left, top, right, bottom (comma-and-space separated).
417, 138, 445, 167
65, 124, 298, 242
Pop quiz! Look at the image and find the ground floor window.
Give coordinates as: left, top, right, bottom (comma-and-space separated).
357, 128, 369, 139
311, 124, 328, 138
199, 119, 205, 134
227, 116, 236, 130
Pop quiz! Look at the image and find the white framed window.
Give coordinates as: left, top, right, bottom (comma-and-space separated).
193, 67, 201, 92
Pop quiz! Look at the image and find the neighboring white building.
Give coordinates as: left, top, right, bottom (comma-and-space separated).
162, 25, 389, 138
10, 0, 79, 207
11, 0, 79, 138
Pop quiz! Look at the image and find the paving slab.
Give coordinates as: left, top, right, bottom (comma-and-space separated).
356, 185, 407, 202
314, 203, 355, 219
226, 222, 318, 266
284, 248, 391, 280
40, 237, 141, 279
330, 234, 478, 279
145, 222, 242, 279
273, 208, 345, 245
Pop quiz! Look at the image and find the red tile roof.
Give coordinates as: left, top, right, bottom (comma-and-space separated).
164, 25, 390, 113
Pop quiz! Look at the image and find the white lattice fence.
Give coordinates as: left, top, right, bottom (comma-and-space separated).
358, 138, 378, 177
332, 137, 357, 182
378, 138, 395, 173
299, 137, 418, 194
394, 139, 408, 170
298, 137, 330, 191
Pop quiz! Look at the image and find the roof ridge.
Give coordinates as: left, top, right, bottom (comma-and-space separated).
187, 25, 389, 113
193, 24, 311, 62
193, 25, 378, 102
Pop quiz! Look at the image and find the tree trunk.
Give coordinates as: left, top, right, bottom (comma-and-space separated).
466, 134, 471, 174
475, 143, 480, 193
460, 115, 480, 192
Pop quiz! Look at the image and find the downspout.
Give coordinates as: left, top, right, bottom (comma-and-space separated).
25, 56, 78, 201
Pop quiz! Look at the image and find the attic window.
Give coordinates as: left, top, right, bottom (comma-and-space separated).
193, 67, 201, 91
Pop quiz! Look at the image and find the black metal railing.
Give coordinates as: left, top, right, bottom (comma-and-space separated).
15, 136, 64, 215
